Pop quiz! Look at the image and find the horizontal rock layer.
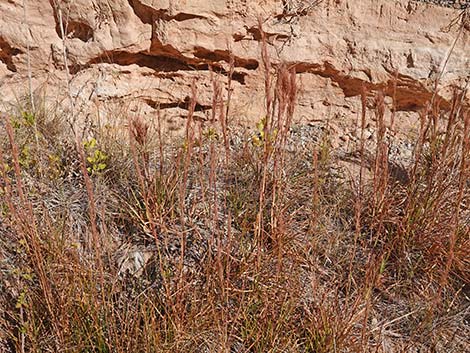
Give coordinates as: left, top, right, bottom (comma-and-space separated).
0, 0, 468, 133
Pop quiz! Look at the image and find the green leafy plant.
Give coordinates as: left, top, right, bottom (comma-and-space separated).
11, 111, 36, 130
84, 138, 108, 175
203, 126, 219, 141
21, 111, 36, 127
251, 116, 278, 147
19, 145, 34, 169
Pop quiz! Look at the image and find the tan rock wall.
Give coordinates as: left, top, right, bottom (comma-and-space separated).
0, 0, 468, 133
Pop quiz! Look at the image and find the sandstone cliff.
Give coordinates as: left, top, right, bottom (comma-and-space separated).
0, 0, 468, 132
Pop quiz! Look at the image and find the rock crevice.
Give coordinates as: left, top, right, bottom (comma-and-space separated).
0, 36, 23, 72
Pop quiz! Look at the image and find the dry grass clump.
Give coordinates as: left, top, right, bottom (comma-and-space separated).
1, 60, 469, 353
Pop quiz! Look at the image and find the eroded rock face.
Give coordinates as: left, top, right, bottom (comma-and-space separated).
0, 0, 468, 133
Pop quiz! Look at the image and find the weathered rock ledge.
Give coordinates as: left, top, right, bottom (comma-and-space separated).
0, 0, 468, 133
